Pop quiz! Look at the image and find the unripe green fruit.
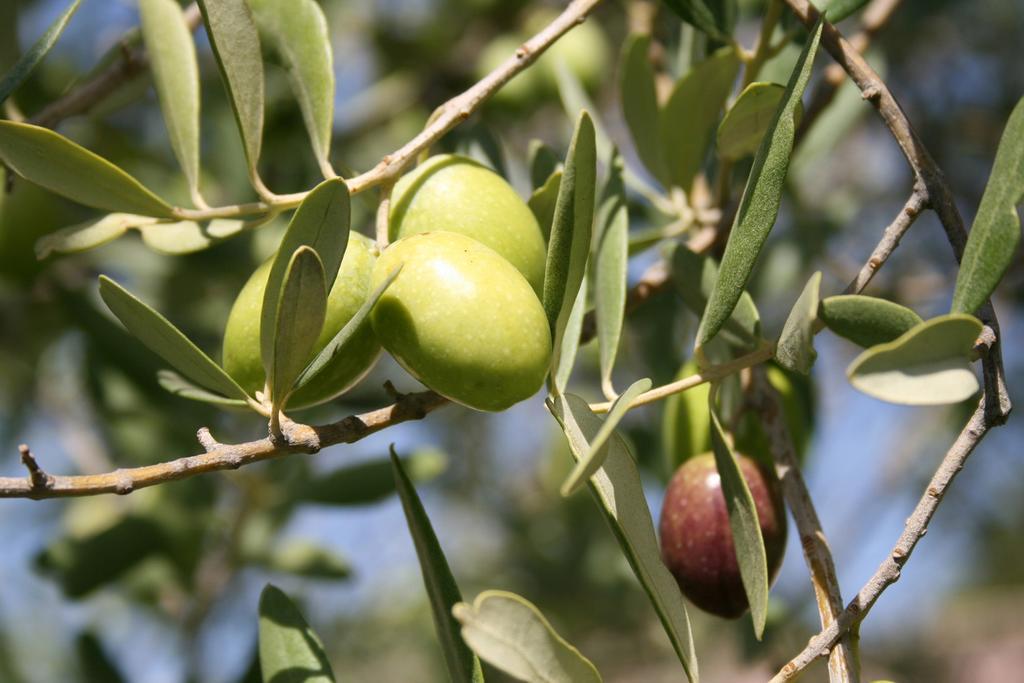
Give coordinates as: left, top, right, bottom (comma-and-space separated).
222, 233, 380, 409
370, 231, 551, 412
524, 9, 609, 92
659, 452, 787, 619
390, 155, 547, 295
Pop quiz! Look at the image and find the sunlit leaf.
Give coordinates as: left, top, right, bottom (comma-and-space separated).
561, 378, 652, 496
847, 313, 983, 405
697, 20, 823, 349
0, 122, 174, 217
709, 396, 769, 639
258, 584, 336, 683
550, 394, 698, 681
300, 448, 448, 506
544, 112, 596, 389
670, 243, 760, 348
392, 449, 484, 683
260, 178, 350, 386
138, 218, 249, 254
35, 213, 158, 259
819, 295, 923, 348
267, 246, 327, 409
661, 47, 739, 192
620, 34, 667, 184
98, 276, 250, 400
775, 271, 821, 374
595, 151, 629, 398
952, 95, 1024, 315
0, 0, 79, 105
139, 0, 202, 197
453, 590, 599, 683
249, 0, 334, 169
718, 82, 803, 161
157, 369, 249, 407
197, 0, 265, 172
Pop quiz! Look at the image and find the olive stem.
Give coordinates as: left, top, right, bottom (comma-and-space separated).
587, 342, 775, 414
376, 182, 394, 250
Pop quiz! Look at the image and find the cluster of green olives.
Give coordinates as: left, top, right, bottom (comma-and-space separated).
221, 154, 552, 413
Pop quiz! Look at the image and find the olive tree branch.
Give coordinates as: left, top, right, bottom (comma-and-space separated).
29, 4, 202, 129
171, 0, 606, 222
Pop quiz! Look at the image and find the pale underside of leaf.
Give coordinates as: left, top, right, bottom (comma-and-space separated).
595, 152, 629, 398
775, 271, 821, 374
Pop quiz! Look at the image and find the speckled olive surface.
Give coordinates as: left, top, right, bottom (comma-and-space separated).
370, 231, 551, 412
659, 452, 787, 619
389, 155, 547, 295
222, 232, 381, 409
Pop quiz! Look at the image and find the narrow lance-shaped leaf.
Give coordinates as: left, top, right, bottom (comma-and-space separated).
775, 271, 821, 375
595, 150, 629, 399
453, 591, 599, 683
528, 139, 561, 188
560, 378, 652, 496
552, 276, 588, 396
550, 394, 698, 682
391, 448, 484, 683
709, 391, 769, 639
249, 0, 334, 171
0, 122, 175, 217
197, 0, 265, 173
697, 20, 823, 349
544, 111, 596, 388
819, 295, 923, 348
267, 247, 327, 409
36, 213, 160, 259
0, 0, 79, 104
661, 47, 740, 192
671, 243, 760, 348
847, 313, 982, 405
294, 265, 401, 392
139, 0, 202, 200
952, 95, 1024, 315
528, 169, 562, 241
718, 82, 803, 161
620, 34, 667, 185
98, 276, 249, 400
661, 0, 731, 42
157, 370, 249, 408
261, 178, 351, 381
258, 584, 336, 683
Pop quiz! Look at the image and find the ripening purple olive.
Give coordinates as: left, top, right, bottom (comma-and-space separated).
659, 452, 787, 619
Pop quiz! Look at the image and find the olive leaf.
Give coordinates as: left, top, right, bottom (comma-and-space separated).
267, 246, 327, 410
453, 590, 599, 683
775, 271, 821, 375
670, 243, 761, 348
847, 313, 983, 405
817, 0, 872, 22
560, 377, 652, 497
549, 393, 698, 682
697, 19, 823, 349
98, 276, 250, 401
660, 0, 733, 42
718, 82, 803, 162
620, 34, 667, 185
662, 359, 712, 474
392, 448, 484, 683
35, 213, 159, 259
300, 448, 448, 506
0, 0, 79, 105
249, 0, 334, 172
709, 391, 769, 639
528, 139, 561, 188
528, 169, 562, 240
157, 370, 248, 408
254, 540, 352, 580
137, 218, 252, 254
552, 275, 588, 396
0, 122, 175, 217
293, 265, 401, 394
951, 95, 1024, 315
544, 111, 596, 390
661, 47, 740, 192
197, 0, 265, 173
139, 0, 202, 200
258, 584, 336, 683
819, 295, 923, 348
595, 150, 629, 399
260, 178, 350, 385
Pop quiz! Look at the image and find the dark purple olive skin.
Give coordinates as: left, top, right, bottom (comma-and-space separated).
659, 452, 787, 619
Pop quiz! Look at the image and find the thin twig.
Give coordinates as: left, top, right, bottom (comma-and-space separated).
843, 187, 927, 294
18, 444, 52, 492
29, 4, 202, 129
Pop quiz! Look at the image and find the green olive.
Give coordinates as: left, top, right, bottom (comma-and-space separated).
370, 231, 551, 412
222, 232, 380, 409
390, 154, 547, 295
